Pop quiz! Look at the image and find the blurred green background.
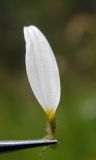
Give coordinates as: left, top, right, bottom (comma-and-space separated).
0, 0, 96, 159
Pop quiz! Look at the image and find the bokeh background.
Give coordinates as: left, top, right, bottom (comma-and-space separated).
0, 0, 96, 159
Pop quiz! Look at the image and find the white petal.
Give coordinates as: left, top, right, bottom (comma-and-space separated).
24, 25, 61, 112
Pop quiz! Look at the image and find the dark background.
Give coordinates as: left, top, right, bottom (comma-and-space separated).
0, 0, 96, 159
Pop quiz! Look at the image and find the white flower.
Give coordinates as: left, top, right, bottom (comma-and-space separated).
23, 25, 61, 139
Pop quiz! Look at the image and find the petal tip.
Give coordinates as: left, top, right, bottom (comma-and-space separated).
23, 25, 39, 42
